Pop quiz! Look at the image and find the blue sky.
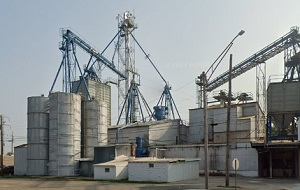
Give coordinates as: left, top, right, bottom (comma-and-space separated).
1, 0, 300, 151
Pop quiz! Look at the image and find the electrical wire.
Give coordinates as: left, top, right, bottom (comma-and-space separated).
173, 80, 195, 92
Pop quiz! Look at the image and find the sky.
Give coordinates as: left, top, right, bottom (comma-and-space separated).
1, 0, 300, 151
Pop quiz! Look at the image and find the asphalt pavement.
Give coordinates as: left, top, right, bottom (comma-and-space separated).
0, 176, 299, 190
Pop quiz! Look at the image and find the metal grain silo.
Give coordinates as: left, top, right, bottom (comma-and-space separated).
49, 92, 81, 176
99, 101, 108, 146
83, 100, 107, 158
72, 79, 111, 125
27, 95, 49, 175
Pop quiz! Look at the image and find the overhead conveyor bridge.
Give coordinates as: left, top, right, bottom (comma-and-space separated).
207, 28, 300, 92
61, 29, 126, 79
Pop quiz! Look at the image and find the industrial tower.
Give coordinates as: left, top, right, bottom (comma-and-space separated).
51, 12, 181, 125
116, 12, 139, 123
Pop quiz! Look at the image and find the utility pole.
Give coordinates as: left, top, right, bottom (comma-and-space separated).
200, 71, 209, 189
11, 132, 13, 154
0, 115, 3, 176
195, 30, 244, 188
226, 54, 233, 187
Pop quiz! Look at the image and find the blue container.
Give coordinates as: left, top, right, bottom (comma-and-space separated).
153, 106, 167, 120
136, 136, 143, 148
135, 136, 148, 157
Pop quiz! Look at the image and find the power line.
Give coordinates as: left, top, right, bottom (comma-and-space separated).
173, 80, 195, 92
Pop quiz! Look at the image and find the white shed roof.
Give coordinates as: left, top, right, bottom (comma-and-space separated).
129, 157, 200, 163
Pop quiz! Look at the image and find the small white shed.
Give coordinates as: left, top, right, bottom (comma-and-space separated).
128, 158, 199, 182
94, 156, 128, 180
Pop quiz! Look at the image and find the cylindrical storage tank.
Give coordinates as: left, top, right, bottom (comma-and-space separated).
153, 106, 167, 120
136, 136, 143, 149
27, 96, 49, 176
84, 100, 99, 158
98, 102, 108, 146
83, 100, 108, 158
49, 92, 81, 176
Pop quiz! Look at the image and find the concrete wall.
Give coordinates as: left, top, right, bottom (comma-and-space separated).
94, 165, 128, 180
242, 103, 257, 117
149, 120, 180, 145
94, 166, 116, 180
108, 126, 149, 144
14, 147, 27, 175
94, 145, 131, 164
187, 108, 216, 143
189, 102, 263, 144
108, 120, 180, 146
129, 162, 169, 182
151, 143, 258, 177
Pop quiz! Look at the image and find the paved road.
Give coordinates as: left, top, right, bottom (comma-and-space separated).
0, 176, 300, 190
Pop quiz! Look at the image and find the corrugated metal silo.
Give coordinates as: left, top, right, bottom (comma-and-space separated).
99, 101, 108, 146
84, 100, 99, 158
49, 92, 81, 176
72, 79, 111, 125
27, 95, 49, 175
83, 100, 107, 158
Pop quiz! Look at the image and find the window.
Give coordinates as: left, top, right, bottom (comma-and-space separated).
105, 168, 110, 173
149, 163, 154, 168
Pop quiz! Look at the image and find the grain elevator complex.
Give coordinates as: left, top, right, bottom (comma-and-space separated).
13, 11, 300, 181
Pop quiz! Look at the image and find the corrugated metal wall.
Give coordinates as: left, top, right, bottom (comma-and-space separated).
14, 147, 27, 175
268, 81, 300, 112
27, 96, 49, 175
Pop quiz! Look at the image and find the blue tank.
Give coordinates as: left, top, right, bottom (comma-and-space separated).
136, 136, 143, 149
135, 136, 148, 157
153, 106, 167, 120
